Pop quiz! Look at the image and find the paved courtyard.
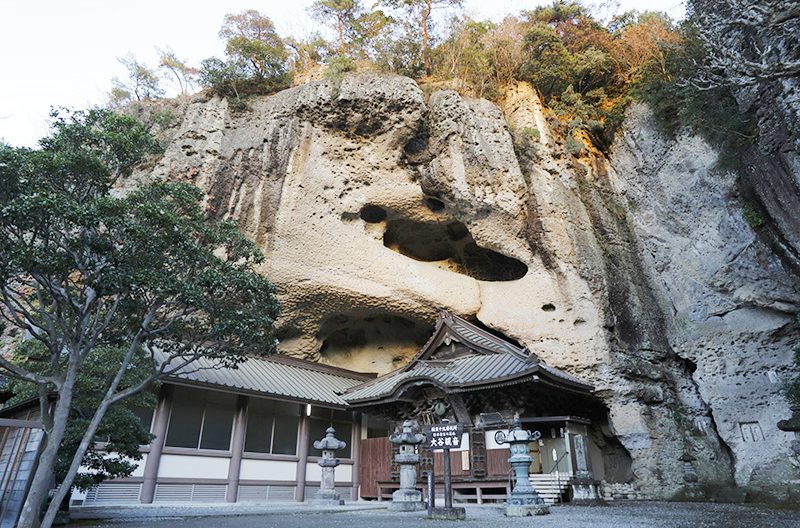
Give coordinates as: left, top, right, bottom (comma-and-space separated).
69, 501, 800, 528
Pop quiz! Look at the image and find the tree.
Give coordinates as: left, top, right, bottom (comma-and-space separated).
286, 33, 330, 76
200, 11, 291, 98
614, 11, 681, 84
0, 108, 280, 528
6, 341, 155, 500
435, 17, 494, 96
310, 0, 363, 56
219, 10, 289, 80
157, 48, 197, 96
519, 22, 575, 97
111, 54, 164, 102
381, 0, 463, 75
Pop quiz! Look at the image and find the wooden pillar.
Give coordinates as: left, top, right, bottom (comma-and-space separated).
294, 411, 311, 502
140, 385, 173, 503
351, 412, 362, 501
226, 395, 248, 502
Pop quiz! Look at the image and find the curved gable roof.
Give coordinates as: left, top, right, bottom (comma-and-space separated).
343, 311, 594, 405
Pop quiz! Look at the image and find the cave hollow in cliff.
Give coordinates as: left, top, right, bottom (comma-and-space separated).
317, 312, 434, 374
382, 218, 528, 281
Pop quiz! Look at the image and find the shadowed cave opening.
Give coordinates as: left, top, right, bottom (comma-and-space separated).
382, 219, 528, 281
317, 313, 435, 374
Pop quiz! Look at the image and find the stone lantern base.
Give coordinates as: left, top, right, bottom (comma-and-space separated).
505, 495, 550, 517
430, 506, 466, 520
311, 488, 344, 507
571, 476, 605, 505
389, 488, 426, 511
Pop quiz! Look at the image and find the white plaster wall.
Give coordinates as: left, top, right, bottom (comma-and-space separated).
131, 453, 147, 477
305, 462, 353, 482
485, 430, 508, 450
76, 453, 147, 478
239, 459, 297, 481
157, 454, 229, 479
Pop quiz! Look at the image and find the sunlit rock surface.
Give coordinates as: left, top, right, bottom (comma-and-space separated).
134, 73, 800, 499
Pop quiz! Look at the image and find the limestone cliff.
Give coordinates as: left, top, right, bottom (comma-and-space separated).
133, 73, 800, 499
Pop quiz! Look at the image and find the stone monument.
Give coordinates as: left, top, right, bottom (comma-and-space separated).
678, 451, 705, 500
388, 419, 426, 511
495, 416, 550, 516
570, 433, 604, 504
311, 426, 346, 506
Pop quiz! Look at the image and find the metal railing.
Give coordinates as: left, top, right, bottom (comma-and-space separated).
505, 451, 571, 504
546, 451, 570, 503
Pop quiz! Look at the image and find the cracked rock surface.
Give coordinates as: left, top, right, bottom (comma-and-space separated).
134, 74, 800, 498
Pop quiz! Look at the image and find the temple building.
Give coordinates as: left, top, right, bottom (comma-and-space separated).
0, 312, 613, 513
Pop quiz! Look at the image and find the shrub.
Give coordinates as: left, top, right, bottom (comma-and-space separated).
324, 54, 357, 77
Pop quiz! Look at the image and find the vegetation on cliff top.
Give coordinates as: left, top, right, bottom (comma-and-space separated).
109, 1, 758, 157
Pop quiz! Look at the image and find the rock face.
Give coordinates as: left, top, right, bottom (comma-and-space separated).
137, 73, 800, 499
692, 0, 800, 273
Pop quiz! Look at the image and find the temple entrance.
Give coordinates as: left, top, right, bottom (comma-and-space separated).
346, 312, 607, 504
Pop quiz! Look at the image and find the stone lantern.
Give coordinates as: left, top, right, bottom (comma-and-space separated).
388, 419, 426, 511
495, 416, 550, 516
311, 426, 347, 506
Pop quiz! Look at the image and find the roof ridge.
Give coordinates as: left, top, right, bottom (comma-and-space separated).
249, 354, 376, 380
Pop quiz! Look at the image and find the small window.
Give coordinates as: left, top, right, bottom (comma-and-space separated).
132, 406, 155, 433
244, 398, 301, 455
199, 401, 235, 450
165, 387, 236, 450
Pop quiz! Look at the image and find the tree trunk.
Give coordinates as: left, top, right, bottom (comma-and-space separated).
422, 4, 431, 75
40, 396, 114, 528
16, 377, 77, 528
338, 16, 345, 55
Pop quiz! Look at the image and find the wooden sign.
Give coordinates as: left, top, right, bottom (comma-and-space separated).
425, 422, 464, 450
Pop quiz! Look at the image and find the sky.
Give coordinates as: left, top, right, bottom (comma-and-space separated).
0, 0, 685, 147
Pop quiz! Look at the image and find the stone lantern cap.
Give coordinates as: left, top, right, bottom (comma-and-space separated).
496, 416, 541, 444
314, 427, 347, 451
389, 419, 426, 445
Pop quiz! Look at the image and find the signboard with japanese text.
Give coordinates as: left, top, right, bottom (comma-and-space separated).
425, 423, 464, 450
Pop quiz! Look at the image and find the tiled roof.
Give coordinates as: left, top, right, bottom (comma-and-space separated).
163, 353, 372, 407
343, 312, 594, 404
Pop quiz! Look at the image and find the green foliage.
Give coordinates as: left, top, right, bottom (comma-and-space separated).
110, 54, 163, 105
157, 48, 197, 96
523, 0, 586, 24
372, 15, 426, 77
519, 23, 575, 98
200, 10, 291, 99
512, 4, 686, 150
310, 0, 363, 55
565, 134, 586, 156
324, 55, 357, 77
520, 127, 540, 141
6, 342, 155, 491
0, 108, 281, 520
633, 23, 757, 163
741, 202, 765, 229
380, 0, 464, 75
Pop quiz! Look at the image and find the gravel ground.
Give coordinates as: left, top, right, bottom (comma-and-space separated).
68, 501, 800, 528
